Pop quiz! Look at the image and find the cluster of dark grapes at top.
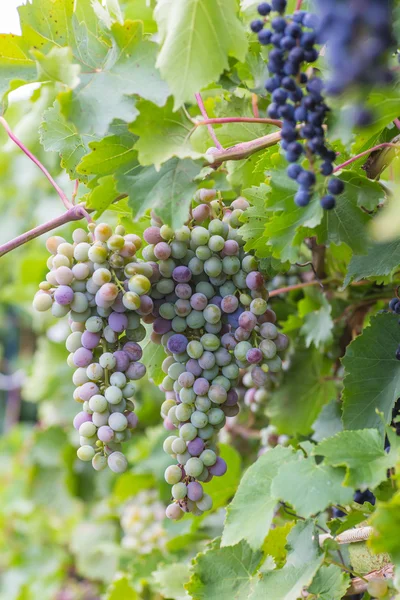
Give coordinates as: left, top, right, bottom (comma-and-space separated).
141, 190, 289, 519
33, 224, 150, 473
389, 297, 400, 360
315, 0, 396, 127
251, 1, 345, 210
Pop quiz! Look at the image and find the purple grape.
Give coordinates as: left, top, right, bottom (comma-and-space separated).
178, 371, 195, 388
187, 481, 204, 501
97, 425, 114, 443
226, 306, 244, 329
225, 389, 239, 406
138, 295, 154, 316
108, 312, 128, 333
73, 411, 92, 430
153, 317, 172, 335
187, 437, 205, 457
246, 271, 264, 290
175, 283, 192, 299
123, 342, 143, 362
234, 327, 251, 341
221, 295, 239, 314
167, 334, 188, 354
209, 457, 227, 476
81, 330, 101, 350
193, 377, 210, 396
190, 293, 208, 311
73, 347, 93, 367
164, 417, 176, 430
126, 361, 146, 380
113, 351, 130, 372
111, 293, 126, 313
143, 226, 162, 244
275, 333, 289, 351
223, 404, 240, 417
154, 241, 171, 260
246, 348, 263, 364
186, 358, 202, 377
221, 333, 237, 349
210, 295, 222, 309
54, 285, 74, 305
126, 411, 138, 429
172, 266, 192, 283
175, 299, 191, 317
79, 381, 100, 401
198, 351, 215, 370
251, 366, 268, 386
223, 240, 239, 255
239, 311, 257, 331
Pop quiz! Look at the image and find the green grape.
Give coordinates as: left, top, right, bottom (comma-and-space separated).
172, 482, 187, 500
187, 340, 204, 359
197, 424, 214, 440
186, 310, 206, 329
168, 362, 186, 381
367, 579, 388, 598
208, 408, 225, 425
196, 245, 212, 261
200, 449, 217, 466
190, 410, 208, 428
89, 394, 107, 413
175, 403, 193, 422
196, 493, 213, 512
170, 241, 188, 259
128, 274, 151, 295
222, 256, 240, 275
196, 281, 215, 299
159, 302, 175, 320
163, 435, 178, 454
171, 438, 187, 455
201, 333, 220, 352
208, 235, 225, 252
77, 445, 95, 461
195, 396, 211, 411
179, 423, 198, 441
191, 227, 210, 246
203, 305, 221, 324
204, 256, 222, 277
175, 226, 190, 242
188, 257, 204, 275
105, 386, 123, 404
185, 457, 204, 478
165, 465, 183, 485
171, 316, 187, 332
180, 387, 196, 404
177, 451, 191, 465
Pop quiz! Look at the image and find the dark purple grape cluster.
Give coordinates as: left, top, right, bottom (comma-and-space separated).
389, 297, 400, 360
140, 193, 289, 518
33, 223, 151, 472
251, 2, 345, 210
315, 0, 396, 127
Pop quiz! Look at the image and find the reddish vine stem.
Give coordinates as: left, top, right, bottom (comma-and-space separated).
333, 142, 400, 173
295, 0, 303, 9
251, 94, 260, 118
196, 116, 283, 128
195, 93, 223, 150
394, 118, 400, 129
0, 205, 91, 257
0, 116, 73, 210
269, 280, 322, 296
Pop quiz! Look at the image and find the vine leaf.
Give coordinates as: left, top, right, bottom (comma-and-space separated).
155, 0, 248, 109
249, 521, 324, 600
266, 350, 337, 436
342, 313, 400, 431
104, 576, 138, 600
240, 185, 271, 258
316, 428, 399, 489
141, 331, 167, 386
118, 157, 202, 229
271, 456, 353, 517
186, 539, 262, 600
370, 490, 400, 568
153, 563, 191, 600
312, 400, 343, 443
298, 293, 334, 349
344, 239, 400, 286
307, 564, 350, 600
221, 446, 296, 549
33, 46, 80, 87
39, 101, 88, 180
0, 34, 36, 99
77, 131, 138, 177
84, 175, 118, 218
130, 98, 202, 168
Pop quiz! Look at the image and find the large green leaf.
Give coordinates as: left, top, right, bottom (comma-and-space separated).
155, 0, 247, 109
33, 46, 80, 87
118, 157, 202, 228
266, 350, 337, 436
105, 576, 138, 600
84, 175, 119, 218
186, 539, 262, 600
342, 313, 400, 431
153, 563, 191, 600
222, 446, 296, 549
204, 444, 241, 510
307, 565, 350, 600
316, 428, 399, 490
271, 456, 353, 517
344, 238, 400, 286
0, 34, 36, 99
131, 97, 202, 168
240, 185, 271, 258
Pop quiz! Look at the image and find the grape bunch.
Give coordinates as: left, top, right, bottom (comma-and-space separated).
388, 297, 400, 360
315, 0, 395, 127
140, 192, 289, 519
33, 223, 150, 472
251, 1, 345, 210
121, 490, 167, 554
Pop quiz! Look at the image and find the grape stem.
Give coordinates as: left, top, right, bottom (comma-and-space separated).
72, 179, 79, 204
206, 130, 282, 167
0, 116, 73, 210
0, 205, 91, 257
195, 93, 224, 150
394, 118, 400, 129
295, 0, 303, 9
251, 94, 260, 118
195, 116, 283, 128
333, 142, 400, 173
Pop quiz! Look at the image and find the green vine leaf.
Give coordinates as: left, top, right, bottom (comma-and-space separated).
344, 239, 400, 286
77, 131, 138, 177
342, 312, 400, 431
307, 564, 350, 600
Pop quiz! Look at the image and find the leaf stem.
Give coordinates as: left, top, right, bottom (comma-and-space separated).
195, 116, 283, 128
325, 558, 368, 582
72, 179, 79, 204
269, 279, 325, 297
0, 205, 91, 257
333, 142, 400, 173
252, 94, 260, 118
0, 116, 73, 210
394, 118, 400, 130
295, 0, 303, 9
195, 93, 224, 150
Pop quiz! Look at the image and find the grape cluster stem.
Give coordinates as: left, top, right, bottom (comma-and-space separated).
195, 92, 224, 150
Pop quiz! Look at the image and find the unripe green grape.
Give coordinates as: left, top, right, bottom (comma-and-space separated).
173, 351, 189, 363
265, 355, 282, 372
186, 310, 206, 329
208, 408, 225, 425
191, 410, 208, 428
159, 258, 176, 278
241, 254, 258, 273
114, 431, 127, 442
163, 435, 178, 454
78, 420, 96, 438
197, 467, 210, 482
220, 281, 237, 296
240, 293, 252, 306
105, 386, 123, 405
175, 225, 190, 241
222, 256, 240, 275
176, 403, 193, 422
171, 316, 187, 333
107, 234, 125, 251
203, 304, 221, 325
108, 412, 128, 432
89, 394, 107, 412
77, 445, 95, 461
212, 375, 231, 391
208, 219, 228, 237
88, 244, 108, 263
179, 423, 198, 441
70, 308, 91, 323
46, 235, 66, 255
191, 227, 210, 247
92, 453, 107, 471
185, 457, 204, 478
195, 396, 211, 411
204, 256, 222, 278
86, 363, 104, 381
177, 451, 191, 464
367, 579, 388, 598
156, 278, 175, 295
168, 406, 179, 427
200, 333, 220, 352
73, 242, 90, 261
66, 332, 83, 353
52, 303, 70, 318
171, 437, 187, 455
197, 424, 214, 440
196, 245, 212, 261
94, 223, 112, 241
169, 240, 187, 259
222, 363, 239, 380
82, 401, 93, 415
33, 292, 53, 312
110, 372, 127, 388
260, 339, 277, 359
108, 451, 128, 473
234, 341, 252, 362
202, 365, 219, 381
187, 340, 204, 359
179, 387, 196, 405
57, 242, 74, 259
208, 235, 225, 252
196, 493, 213, 512
162, 376, 174, 392
73, 368, 89, 386
92, 410, 110, 427
232, 269, 247, 288
80, 434, 97, 447
208, 384, 227, 404
159, 302, 175, 320
250, 298, 268, 315
126, 324, 146, 342
167, 362, 186, 380
166, 503, 183, 520
99, 352, 116, 369
165, 464, 182, 485
172, 482, 187, 500
128, 274, 151, 296
200, 449, 217, 466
